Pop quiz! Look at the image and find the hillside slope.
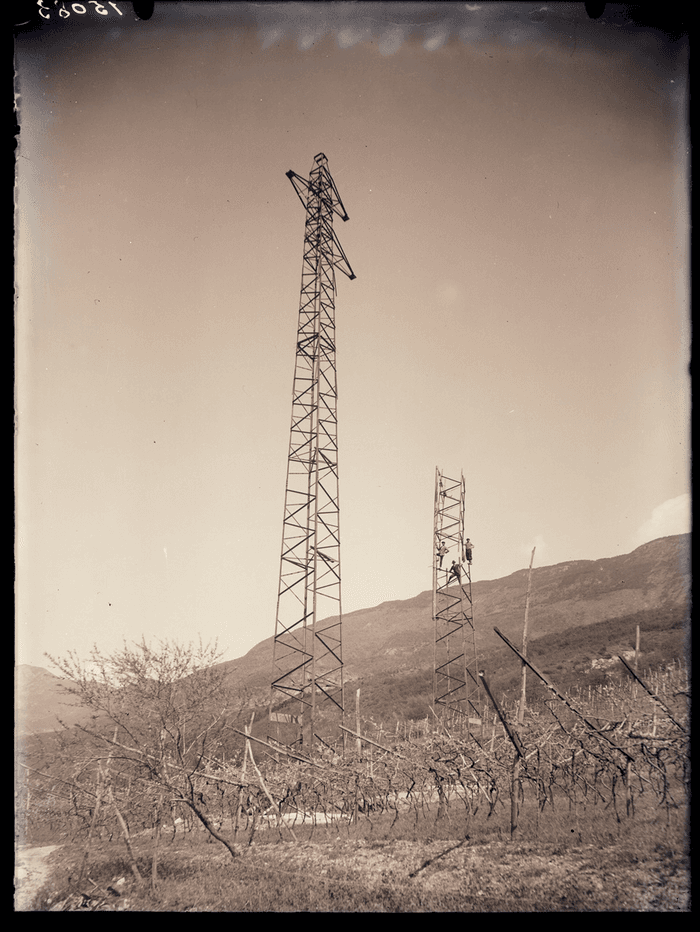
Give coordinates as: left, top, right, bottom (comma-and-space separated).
16, 534, 690, 734
15, 666, 88, 738
219, 533, 690, 700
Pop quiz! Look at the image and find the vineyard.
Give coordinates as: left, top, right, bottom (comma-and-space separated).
16, 648, 690, 911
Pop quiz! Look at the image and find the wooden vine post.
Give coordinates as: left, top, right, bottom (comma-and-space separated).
151, 789, 165, 893
517, 547, 536, 726
234, 712, 255, 839
108, 780, 143, 884
77, 763, 105, 885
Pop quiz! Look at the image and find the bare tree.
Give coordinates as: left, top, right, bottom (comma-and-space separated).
47, 638, 241, 863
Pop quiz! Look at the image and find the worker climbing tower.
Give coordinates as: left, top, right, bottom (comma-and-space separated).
269, 153, 355, 753
432, 469, 481, 727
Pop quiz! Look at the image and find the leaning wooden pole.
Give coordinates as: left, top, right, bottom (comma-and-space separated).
517, 547, 536, 726
478, 671, 524, 758
478, 671, 524, 838
494, 627, 634, 764
617, 654, 687, 734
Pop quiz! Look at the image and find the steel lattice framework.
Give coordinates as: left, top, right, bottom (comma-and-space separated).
269, 153, 355, 752
432, 469, 481, 725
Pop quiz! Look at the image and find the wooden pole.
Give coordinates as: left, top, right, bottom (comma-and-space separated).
518, 547, 536, 726
245, 723, 297, 842
634, 625, 640, 672
478, 672, 523, 839
77, 764, 105, 885
494, 627, 635, 763
108, 783, 143, 883
78, 725, 118, 884
478, 671, 524, 757
234, 712, 255, 838
355, 689, 362, 758
617, 654, 687, 734
625, 758, 633, 817
339, 725, 412, 763
151, 790, 164, 893
511, 756, 520, 838
230, 727, 325, 768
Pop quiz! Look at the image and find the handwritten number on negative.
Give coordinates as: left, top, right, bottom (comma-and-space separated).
37, 0, 123, 17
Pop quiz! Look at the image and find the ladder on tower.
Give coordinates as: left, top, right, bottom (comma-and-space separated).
268, 154, 355, 755
432, 468, 482, 730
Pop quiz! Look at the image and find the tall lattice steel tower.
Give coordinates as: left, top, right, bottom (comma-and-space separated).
432, 469, 481, 727
269, 153, 355, 752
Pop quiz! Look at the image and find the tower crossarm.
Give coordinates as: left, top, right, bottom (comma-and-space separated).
286, 160, 355, 280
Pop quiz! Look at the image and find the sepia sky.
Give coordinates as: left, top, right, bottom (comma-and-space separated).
15, 3, 689, 670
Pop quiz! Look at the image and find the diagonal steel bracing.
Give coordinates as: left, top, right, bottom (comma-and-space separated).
269, 154, 355, 752
432, 469, 482, 727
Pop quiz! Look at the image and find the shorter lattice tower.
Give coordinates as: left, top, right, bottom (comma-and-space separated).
432, 468, 481, 727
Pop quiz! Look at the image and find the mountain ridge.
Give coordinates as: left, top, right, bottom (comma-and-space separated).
220, 533, 690, 691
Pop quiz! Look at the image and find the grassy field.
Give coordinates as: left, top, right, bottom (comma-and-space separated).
24, 787, 689, 912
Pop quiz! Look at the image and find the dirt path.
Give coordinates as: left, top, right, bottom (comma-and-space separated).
15, 845, 61, 911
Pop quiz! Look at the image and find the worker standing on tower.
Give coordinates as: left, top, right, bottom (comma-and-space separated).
465, 539, 474, 564
436, 540, 449, 567
311, 545, 338, 564
448, 560, 461, 583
